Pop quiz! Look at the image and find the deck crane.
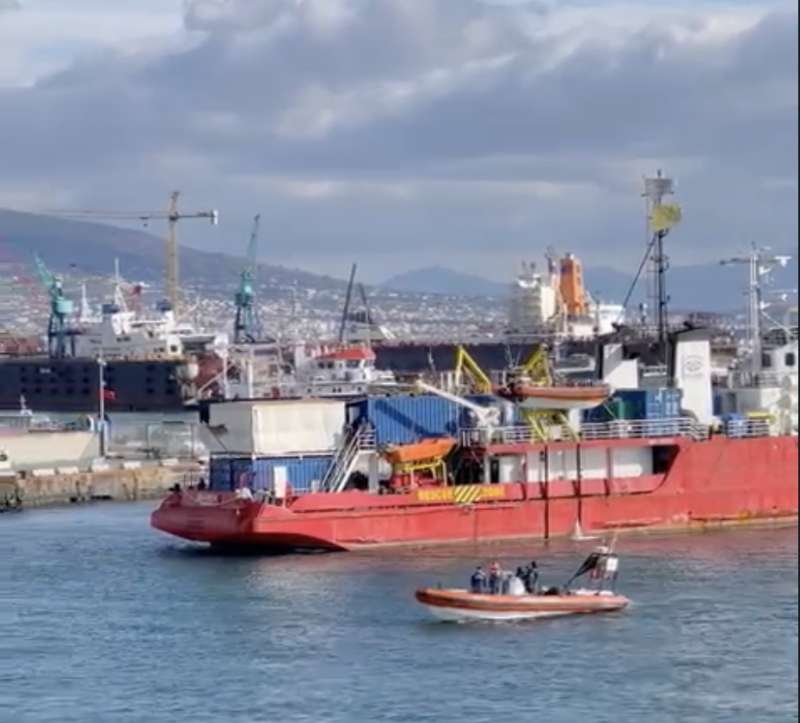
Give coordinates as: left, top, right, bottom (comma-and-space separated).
506, 345, 578, 442
34, 253, 75, 358
43, 191, 218, 314
234, 214, 263, 343
414, 380, 500, 434
453, 346, 493, 394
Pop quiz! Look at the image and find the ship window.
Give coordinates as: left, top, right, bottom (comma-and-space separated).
346, 360, 360, 369
170, 345, 179, 353
147, 388, 155, 395
786, 352, 796, 367
761, 353, 772, 368
82, 388, 90, 396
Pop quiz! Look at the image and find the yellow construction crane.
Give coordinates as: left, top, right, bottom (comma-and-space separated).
453, 346, 493, 394
42, 191, 218, 314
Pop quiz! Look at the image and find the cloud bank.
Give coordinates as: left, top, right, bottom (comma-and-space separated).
0, 0, 796, 281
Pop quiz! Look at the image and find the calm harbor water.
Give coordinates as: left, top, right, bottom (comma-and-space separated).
1, 504, 797, 723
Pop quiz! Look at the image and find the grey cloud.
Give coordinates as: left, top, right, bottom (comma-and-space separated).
0, 0, 21, 11
0, 0, 796, 279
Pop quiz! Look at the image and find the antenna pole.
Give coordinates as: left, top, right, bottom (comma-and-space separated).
339, 263, 357, 343
166, 191, 180, 312
643, 171, 674, 345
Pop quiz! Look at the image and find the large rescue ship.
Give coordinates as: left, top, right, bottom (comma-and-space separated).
151, 325, 798, 550
152, 176, 798, 550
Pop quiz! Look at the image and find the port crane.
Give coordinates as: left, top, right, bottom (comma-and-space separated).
43, 191, 218, 314
33, 253, 76, 358
233, 214, 264, 343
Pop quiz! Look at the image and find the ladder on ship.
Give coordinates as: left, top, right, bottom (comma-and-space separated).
321, 423, 375, 493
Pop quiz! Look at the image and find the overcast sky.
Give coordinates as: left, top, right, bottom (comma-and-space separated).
0, 0, 796, 282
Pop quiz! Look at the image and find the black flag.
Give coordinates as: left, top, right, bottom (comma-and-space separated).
565, 552, 601, 587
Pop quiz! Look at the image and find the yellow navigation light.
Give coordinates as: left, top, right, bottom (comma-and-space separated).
650, 203, 682, 233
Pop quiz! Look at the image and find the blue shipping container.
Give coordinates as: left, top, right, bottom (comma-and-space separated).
347, 394, 463, 445
210, 455, 333, 494
209, 457, 233, 491
613, 388, 683, 420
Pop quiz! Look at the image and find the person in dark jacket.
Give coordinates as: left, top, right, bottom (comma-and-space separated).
524, 561, 539, 593
488, 561, 502, 594
470, 566, 487, 593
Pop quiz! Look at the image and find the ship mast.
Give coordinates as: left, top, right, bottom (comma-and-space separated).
642, 170, 675, 345
721, 244, 791, 373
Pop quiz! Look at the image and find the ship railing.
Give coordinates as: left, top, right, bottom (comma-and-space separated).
459, 417, 708, 446
728, 371, 785, 389
722, 418, 772, 438
581, 418, 708, 441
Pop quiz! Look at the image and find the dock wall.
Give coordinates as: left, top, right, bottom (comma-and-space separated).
0, 461, 199, 509
0, 430, 100, 471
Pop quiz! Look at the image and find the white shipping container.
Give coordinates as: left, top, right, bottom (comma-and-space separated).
208, 399, 346, 455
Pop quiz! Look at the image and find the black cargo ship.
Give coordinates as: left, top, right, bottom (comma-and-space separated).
0, 357, 191, 412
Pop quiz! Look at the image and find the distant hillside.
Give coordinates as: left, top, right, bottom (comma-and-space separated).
1, 210, 794, 312
0, 209, 344, 293
382, 266, 508, 297
381, 257, 798, 312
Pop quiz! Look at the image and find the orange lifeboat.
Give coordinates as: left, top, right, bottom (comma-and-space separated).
383, 437, 456, 465
498, 383, 610, 410
415, 587, 630, 622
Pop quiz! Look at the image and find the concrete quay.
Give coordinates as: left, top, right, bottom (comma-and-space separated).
0, 458, 201, 510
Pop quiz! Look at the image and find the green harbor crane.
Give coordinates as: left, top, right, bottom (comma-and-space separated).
34, 253, 76, 358
234, 214, 263, 343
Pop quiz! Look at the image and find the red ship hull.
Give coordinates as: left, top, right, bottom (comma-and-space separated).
151, 436, 798, 551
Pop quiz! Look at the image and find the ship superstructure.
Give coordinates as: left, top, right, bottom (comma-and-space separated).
507, 250, 624, 339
